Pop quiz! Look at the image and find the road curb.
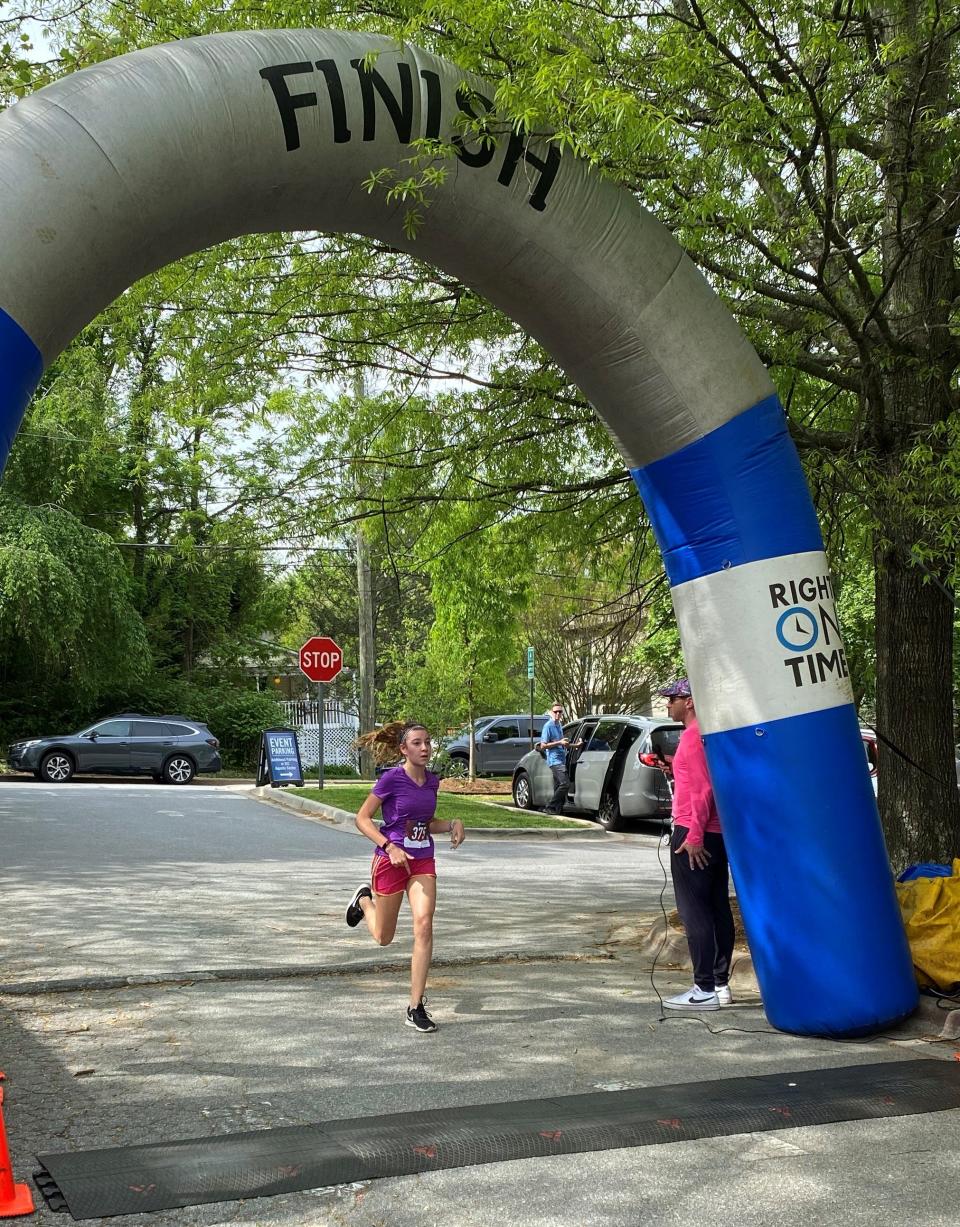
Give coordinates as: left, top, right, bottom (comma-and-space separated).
0, 949, 614, 997
250, 784, 357, 828
248, 785, 610, 838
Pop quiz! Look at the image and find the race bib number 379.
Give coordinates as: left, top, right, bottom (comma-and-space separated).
404, 819, 430, 848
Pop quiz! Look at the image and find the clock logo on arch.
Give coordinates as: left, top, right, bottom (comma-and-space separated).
768, 568, 851, 692
776, 606, 819, 653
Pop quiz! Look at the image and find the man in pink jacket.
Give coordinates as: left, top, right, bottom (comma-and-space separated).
658, 677, 735, 1012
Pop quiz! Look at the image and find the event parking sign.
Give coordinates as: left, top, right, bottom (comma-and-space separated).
257, 727, 305, 787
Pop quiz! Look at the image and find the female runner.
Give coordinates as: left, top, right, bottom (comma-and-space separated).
345, 721, 465, 1032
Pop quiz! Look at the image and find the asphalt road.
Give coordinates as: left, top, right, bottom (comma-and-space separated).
1, 782, 957, 1227
0, 781, 671, 986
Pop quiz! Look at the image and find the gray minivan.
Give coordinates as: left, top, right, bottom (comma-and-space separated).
442, 714, 549, 776
511, 713, 683, 829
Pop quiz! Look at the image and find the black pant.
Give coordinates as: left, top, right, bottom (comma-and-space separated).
547, 763, 569, 812
669, 826, 735, 993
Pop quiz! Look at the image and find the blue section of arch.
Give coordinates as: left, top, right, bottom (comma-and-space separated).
630, 394, 824, 586
631, 394, 917, 1036
705, 705, 916, 1036
0, 306, 43, 472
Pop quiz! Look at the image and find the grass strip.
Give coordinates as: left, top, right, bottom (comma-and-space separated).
285, 785, 578, 828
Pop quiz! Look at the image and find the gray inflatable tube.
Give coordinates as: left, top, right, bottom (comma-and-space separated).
0, 30, 916, 1035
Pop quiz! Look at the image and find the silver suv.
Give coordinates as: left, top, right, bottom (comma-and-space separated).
441, 714, 549, 776
511, 713, 682, 830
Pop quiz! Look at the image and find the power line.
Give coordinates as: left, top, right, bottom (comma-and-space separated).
111, 541, 349, 553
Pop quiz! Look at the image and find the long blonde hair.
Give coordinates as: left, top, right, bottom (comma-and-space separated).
355, 721, 430, 766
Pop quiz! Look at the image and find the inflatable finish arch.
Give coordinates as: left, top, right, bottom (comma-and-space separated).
0, 30, 915, 1035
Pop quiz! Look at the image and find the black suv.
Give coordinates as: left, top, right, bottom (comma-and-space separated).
7, 714, 221, 784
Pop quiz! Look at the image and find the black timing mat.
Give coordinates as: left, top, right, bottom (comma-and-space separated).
34, 1059, 960, 1219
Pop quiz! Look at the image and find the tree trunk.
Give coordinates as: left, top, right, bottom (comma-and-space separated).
183, 616, 194, 678
182, 421, 203, 677
871, 2, 960, 868
356, 523, 376, 779
467, 687, 477, 781
127, 328, 157, 587
128, 400, 148, 586
874, 541, 960, 868
352, 371, 377, 779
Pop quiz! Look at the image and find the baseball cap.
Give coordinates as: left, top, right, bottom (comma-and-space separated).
656, 677, 692, 699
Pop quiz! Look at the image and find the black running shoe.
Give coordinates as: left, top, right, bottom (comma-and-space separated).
345, 885, 372, 928
405, 999, 438, 1032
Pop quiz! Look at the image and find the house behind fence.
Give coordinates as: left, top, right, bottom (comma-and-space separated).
279, 699, 359, 770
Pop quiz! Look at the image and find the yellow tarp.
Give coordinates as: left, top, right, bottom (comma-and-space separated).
895, 859, 960, 991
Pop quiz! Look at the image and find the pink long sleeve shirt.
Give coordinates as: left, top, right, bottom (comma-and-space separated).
671, 717, 722, 845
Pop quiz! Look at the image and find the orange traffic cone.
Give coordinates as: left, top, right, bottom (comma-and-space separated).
0, 1074, 34, 1217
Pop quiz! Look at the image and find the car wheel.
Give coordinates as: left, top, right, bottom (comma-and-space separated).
163, 756, 195, 785
40, 752, 74, 783
512, 770, 533, 810
445, 755, 469, 779
597, 791, 625, 832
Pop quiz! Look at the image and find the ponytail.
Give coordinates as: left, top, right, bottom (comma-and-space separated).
355, 721, 429, 766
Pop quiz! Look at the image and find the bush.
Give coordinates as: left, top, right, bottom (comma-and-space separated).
303, 763, 360, 779
196, 689, 286, 772
100, 677, 285, 773
0, 671, 287, 775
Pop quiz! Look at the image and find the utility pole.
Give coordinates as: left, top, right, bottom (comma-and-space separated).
356, 519, 376, 777
354, 371, 376, 778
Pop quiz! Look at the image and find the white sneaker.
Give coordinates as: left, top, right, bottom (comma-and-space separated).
663, 986, 719, 1012
715, 984, 733, 1007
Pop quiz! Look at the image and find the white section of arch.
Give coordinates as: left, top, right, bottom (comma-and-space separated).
671, 551, 855, 733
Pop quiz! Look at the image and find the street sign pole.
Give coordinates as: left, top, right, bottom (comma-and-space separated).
317, 682, 325, 791
298, 636, 343, 790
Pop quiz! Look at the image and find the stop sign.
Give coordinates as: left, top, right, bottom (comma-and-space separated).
298, 636, 343, 683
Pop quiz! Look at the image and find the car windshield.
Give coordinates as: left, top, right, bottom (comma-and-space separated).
450, 717, 496, 739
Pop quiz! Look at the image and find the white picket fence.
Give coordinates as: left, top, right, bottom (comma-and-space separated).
278, 700, 360, 770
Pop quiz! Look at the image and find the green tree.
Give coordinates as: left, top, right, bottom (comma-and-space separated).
0, 497, 148, 735
268, 0, 960, 864
17, 0, 960, 861
524, 546, 669, 716
378, 509, 530, 773
424, 512, 530, 775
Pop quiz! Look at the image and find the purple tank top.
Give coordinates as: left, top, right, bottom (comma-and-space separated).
372, 765, 439, 859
